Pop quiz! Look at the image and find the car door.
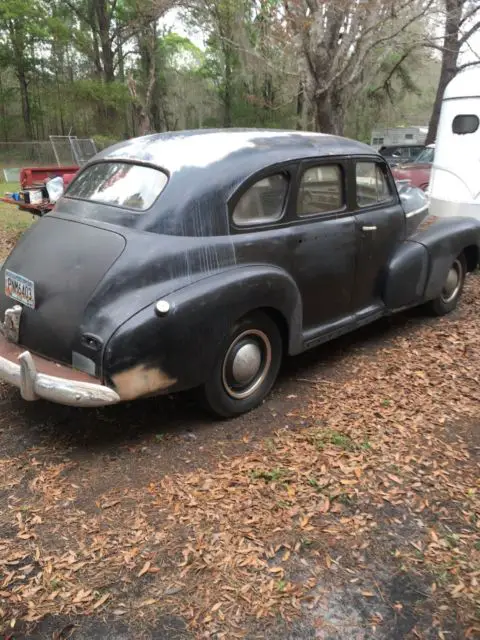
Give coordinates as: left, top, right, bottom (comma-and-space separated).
288, 160, 357, 330
351, 159, 405, 314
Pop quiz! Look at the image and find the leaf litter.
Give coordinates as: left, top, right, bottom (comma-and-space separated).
0, 276, 480, 637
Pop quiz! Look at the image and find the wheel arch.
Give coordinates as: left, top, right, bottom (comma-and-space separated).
245, 306, 290, 355
462, 244, 479, 272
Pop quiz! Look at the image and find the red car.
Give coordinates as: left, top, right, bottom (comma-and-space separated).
392, 144, 434, 191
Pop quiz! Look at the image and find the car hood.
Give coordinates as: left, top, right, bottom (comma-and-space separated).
395, 163, 431, 172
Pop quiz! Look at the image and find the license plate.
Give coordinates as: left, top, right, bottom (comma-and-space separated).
5, 270, 35, 309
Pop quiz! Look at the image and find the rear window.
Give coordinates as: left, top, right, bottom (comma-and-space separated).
67, 162, 168, 211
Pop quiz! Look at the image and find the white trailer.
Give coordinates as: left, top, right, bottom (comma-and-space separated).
370, 126, 427, 149
428, 67, 480, 219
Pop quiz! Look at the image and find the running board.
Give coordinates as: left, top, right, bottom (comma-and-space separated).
302, 306, 385, 350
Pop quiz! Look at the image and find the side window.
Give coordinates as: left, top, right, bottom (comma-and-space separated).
297, 165, 343, 216
232, 173, 288, 226
452, 114, 479, 135
356, 162, 392, 208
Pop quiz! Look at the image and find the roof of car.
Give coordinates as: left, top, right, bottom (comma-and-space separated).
95, 128, 376, 175
83, 129, 379, 236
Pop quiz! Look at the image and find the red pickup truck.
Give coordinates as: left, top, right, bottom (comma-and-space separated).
19, 166, 78, 190
1, 165, 79, 216
391, 144, 435, 192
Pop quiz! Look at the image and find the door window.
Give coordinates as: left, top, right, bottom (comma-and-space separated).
297, 165, 343, 216
232, 173, 288, 226
356, 162, 392, 208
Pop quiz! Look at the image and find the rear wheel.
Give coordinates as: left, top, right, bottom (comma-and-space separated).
428, 254, 466, 316
202, 311, 282, 418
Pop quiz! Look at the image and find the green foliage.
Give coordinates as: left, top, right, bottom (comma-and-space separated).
0, 0, 440, 142
71, 79, 131, 109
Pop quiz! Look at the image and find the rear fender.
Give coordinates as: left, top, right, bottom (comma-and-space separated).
104, 265, 302, 399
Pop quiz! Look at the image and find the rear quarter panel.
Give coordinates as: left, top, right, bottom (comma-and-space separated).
103, 265, 303, 400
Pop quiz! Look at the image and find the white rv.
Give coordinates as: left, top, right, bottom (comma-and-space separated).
370, 126, 427, 150
429, 67, 480, 219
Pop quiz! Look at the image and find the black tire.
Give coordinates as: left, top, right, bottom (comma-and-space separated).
428, 254, 466, 316
202, 311, 283, 418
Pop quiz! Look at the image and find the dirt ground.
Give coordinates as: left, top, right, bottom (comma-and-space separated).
0, 262, 479, 638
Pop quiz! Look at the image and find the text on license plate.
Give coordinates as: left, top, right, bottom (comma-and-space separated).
5, 270, 35, 308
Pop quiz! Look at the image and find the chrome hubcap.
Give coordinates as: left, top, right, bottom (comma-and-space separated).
232, 343, 262, 384
441, 259, 462, 303
222, 329, 272, 399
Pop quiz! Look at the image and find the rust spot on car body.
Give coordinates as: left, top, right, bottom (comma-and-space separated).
418, 215, 439, 232
112, 365, 177, 401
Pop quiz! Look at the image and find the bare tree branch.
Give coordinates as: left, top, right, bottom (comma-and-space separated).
459, 17, 480, 45
457, 58, 480, 71
459, 2, 480, 26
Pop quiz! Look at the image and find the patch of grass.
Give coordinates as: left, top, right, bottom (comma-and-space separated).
0, 182, 36, 237
337, 493, 358, 507
0, 182, 35, 261
432, 560, 458, 584
250, 467, 288, 483
308, 429, 357, 451
265, 438, 276, 453
308, 477, 322, 491
445, 533, 460, 549
276, 580, 286, 592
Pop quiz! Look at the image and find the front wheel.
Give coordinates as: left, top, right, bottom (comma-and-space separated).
202, 311, 283, 418
428, 254, 466, 316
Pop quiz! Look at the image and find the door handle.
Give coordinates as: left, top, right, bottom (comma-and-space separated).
362, 225, 377, 232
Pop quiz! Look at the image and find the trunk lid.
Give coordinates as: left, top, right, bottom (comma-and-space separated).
0, 217, 126, 364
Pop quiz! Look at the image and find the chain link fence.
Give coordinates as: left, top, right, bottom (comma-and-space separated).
0, 136, 121, 183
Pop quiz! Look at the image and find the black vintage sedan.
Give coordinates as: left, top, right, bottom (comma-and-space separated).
0, 129, 478, 417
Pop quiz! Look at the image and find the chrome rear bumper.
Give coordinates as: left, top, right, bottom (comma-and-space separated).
0, 349, 120, 407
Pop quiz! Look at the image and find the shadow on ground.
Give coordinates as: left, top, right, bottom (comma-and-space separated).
2, 307, 427, 459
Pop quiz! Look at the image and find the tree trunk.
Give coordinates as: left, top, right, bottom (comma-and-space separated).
425, 0, 462, 144
0, 73, 8, 142
117, 38, 131, 138
8, 20, 33, 140
223, 47, 233, 127
296, 81, 304, 130
94, 0, 116, 132
95, 0, 115, 83
314, 90, 345, 135
17, 66, 33, 140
